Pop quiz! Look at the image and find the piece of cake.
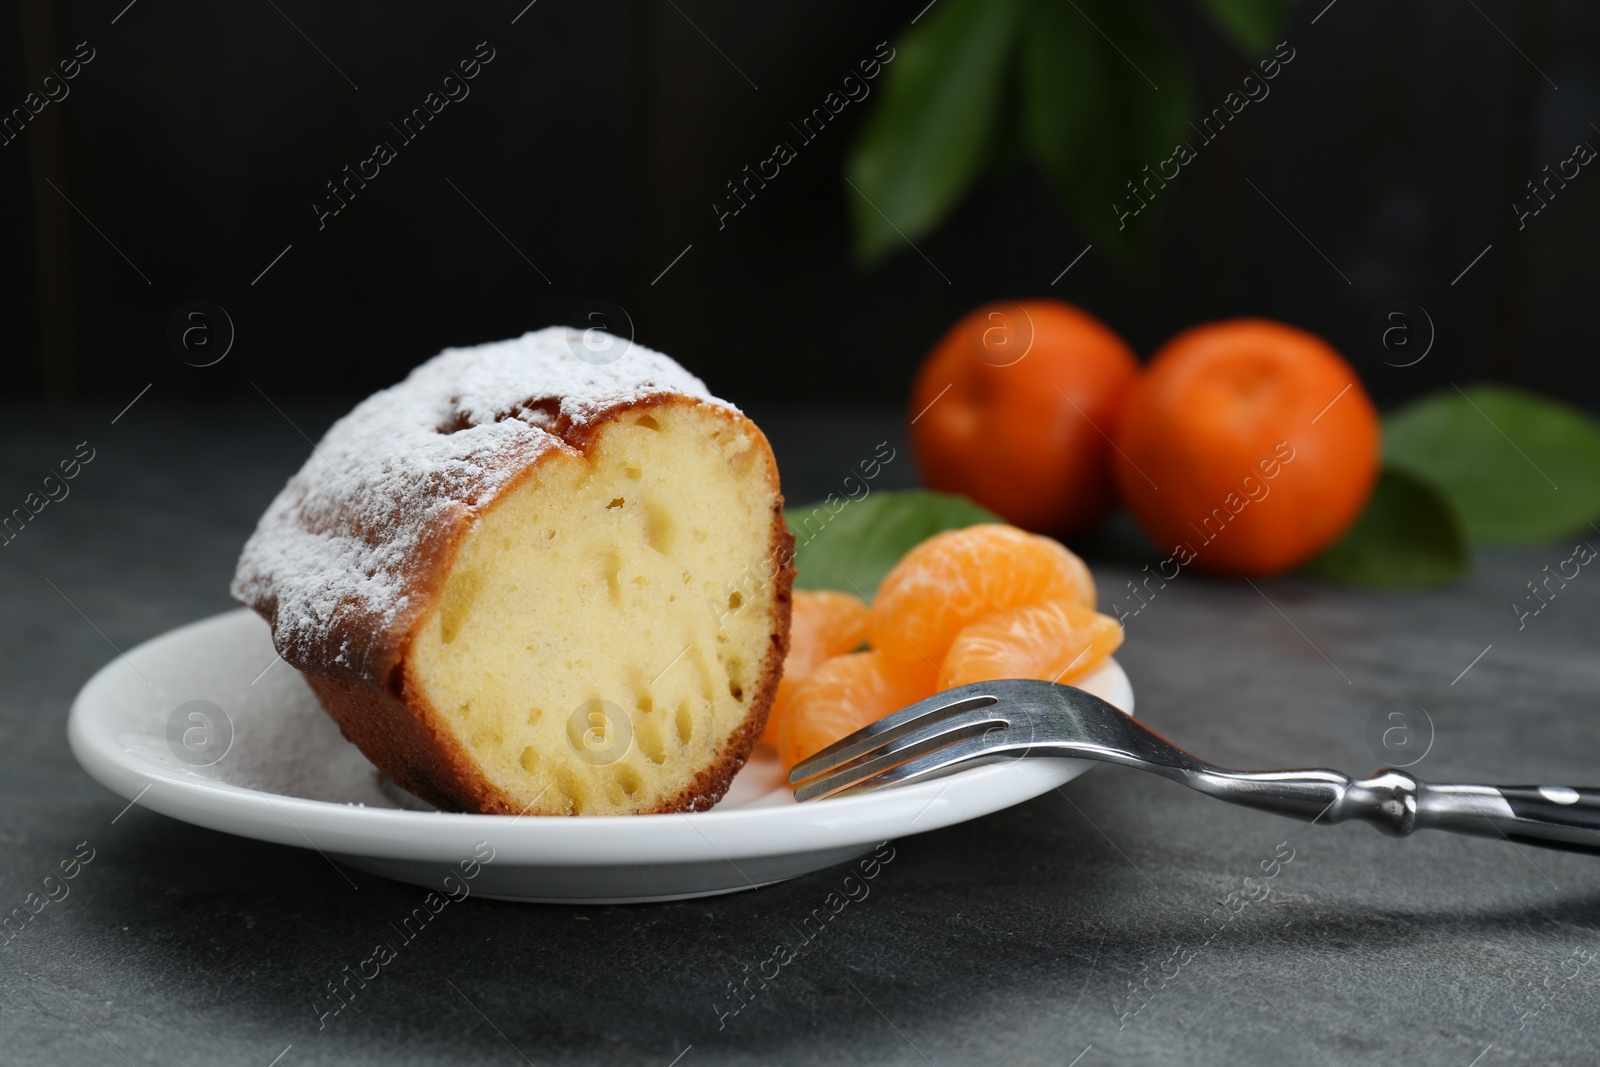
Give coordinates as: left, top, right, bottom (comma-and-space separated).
231, 327, 793, 815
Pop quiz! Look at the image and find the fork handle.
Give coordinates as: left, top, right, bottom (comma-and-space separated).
1191, 767, 1600, 856
1414, 782, 1600, 855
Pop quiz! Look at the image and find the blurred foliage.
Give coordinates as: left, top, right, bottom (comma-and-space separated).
847, 0, 1293, 263
847, 0, 1021, 265
1193, 0, 1300, 54
1301, 469, 1470, 588
1307, 386, 1600, 587
1382, 385, 1600, 545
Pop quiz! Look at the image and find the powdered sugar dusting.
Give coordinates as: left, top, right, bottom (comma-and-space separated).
231, 327, 731, 679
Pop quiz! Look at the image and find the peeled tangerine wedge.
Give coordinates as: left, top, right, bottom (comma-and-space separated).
868, 524, 1096, 666
941, 598, 1124, 689
775, 651, 939, 772
760, 590, 869, 747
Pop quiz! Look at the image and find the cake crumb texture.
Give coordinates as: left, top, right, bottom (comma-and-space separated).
231, 326, 732, 683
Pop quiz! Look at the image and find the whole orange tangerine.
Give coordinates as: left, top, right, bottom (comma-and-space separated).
1112, 319, 1380, 576
910, 299, 1139, 535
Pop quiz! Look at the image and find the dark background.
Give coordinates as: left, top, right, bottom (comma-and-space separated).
8, 7, 1600, 1064
3, 0, 1597, 411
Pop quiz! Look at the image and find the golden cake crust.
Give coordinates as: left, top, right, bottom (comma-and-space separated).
232, 331, 793, 815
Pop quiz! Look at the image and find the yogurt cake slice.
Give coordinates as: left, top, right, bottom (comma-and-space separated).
232, 328, 793, 815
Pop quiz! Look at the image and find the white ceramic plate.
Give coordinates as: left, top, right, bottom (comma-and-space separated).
68, 609, 1134, 903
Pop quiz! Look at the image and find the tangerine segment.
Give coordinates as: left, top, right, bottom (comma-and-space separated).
868, 524, 1095, 666
760, 590, 869, 746
941, 598, 1124, 689
785, 590, 871, 674
776, 651, 939, 771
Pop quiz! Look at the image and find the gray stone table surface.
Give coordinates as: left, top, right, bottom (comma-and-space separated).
3, 399, 1599, 1066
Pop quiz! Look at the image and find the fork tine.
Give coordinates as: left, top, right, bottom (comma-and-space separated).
787, 687, 1003, 786
790, 705, 1014, 802
795, 730, 1034, 802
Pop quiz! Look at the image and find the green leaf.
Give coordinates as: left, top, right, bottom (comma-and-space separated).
1383, 384, 1600, 544
787, 490, 1002, 598
845, 0, 1020, 266
1193, 0, 1298, 56
1300, 468, 1470, 588
1019, 0, 1193, 255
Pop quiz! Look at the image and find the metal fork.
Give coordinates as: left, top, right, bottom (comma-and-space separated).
788, 679, 1600, 856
